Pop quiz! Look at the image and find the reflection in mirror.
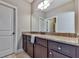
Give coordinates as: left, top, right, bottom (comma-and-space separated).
31, 0, 75, 33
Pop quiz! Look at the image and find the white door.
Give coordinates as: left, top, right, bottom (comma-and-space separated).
0, 3, 14, 57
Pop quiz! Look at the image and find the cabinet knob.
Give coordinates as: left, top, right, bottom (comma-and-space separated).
58, 47, 62, 50
49, 52, 52, 55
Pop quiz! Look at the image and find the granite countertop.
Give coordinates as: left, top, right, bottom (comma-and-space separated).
23, 33, 79, 46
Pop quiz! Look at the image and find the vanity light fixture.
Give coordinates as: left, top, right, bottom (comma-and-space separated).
38, 0, 51, 10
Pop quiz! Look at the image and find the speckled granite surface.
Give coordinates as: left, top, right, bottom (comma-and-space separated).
23, 33, 79, 46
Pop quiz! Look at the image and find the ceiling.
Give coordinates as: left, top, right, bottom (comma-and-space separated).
24, 0, 33, 3
38, 0, 73, 12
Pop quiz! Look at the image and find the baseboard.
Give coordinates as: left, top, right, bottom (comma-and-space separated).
17, 49, 24, 53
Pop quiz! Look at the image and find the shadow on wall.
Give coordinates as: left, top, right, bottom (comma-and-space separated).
17, 35, 23, 50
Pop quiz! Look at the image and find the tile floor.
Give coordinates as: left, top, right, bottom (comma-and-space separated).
4, 51, 31, 58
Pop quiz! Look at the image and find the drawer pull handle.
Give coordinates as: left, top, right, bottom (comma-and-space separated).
58, 47, 61, 50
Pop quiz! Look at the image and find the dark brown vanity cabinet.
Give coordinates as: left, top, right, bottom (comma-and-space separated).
76, 47, 79, 58
23, 34, 79, 58
22, 35, 27, 52
26, 35, 34, 57
34, 37, 47, 58
34, 44, 47, 58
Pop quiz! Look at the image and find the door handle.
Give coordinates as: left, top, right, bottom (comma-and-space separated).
12, 32, 15, 35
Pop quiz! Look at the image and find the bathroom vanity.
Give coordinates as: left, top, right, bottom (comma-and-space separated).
24, 0, 78, 58
22, 32, 79, 58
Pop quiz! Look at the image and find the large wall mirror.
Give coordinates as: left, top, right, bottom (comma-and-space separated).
31, 0, 75, 33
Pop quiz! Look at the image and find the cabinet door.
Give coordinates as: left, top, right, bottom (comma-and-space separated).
34, 44, 47, 58
27, 36, 33, 57
48, 49, 69, 58
23, 35, 27, 52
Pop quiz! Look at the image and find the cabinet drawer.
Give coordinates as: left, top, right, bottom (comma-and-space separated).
48, 49, 69, 58
57, 43, 76, 58
48, 40, 58, 51
35, 37, 47, 47
48, 40, 76, 58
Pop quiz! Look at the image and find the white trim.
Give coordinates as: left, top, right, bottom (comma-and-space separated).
0, 1, 18, 53
0, 0, 16, 8
14, 6, 18, 53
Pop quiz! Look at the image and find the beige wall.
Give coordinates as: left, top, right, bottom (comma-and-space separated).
1, 0, 31, 49
31, 0, 45, 32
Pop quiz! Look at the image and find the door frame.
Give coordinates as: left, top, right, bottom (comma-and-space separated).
0, 0, 18, 53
